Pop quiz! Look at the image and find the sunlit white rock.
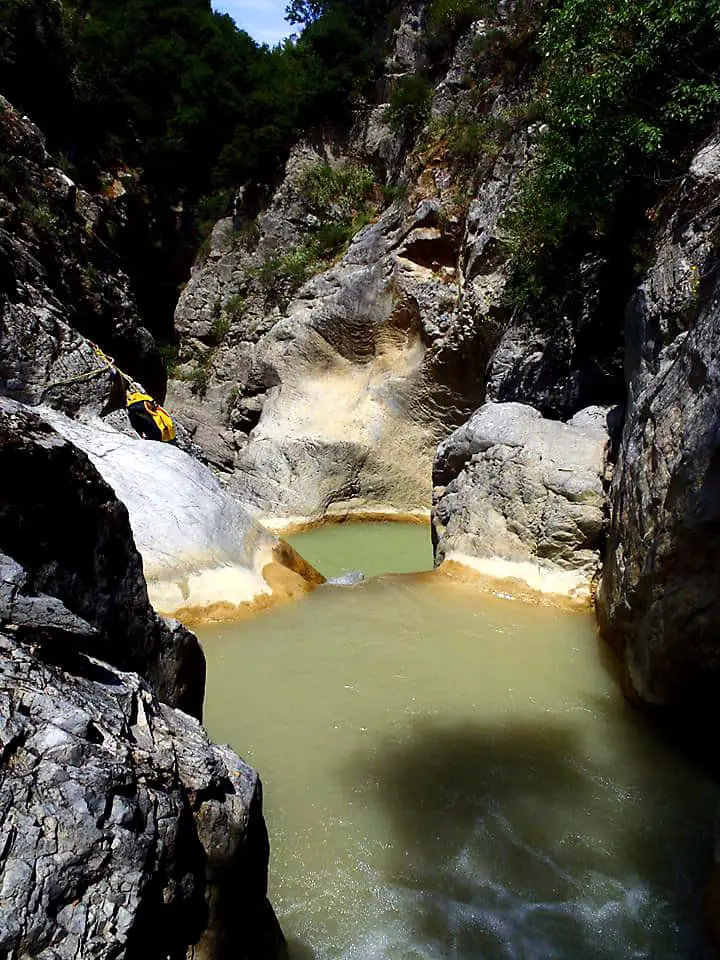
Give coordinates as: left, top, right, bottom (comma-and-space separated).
41, 408, 320, 618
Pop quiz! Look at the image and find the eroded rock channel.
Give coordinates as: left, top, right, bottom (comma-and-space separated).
3, 0, 720, 955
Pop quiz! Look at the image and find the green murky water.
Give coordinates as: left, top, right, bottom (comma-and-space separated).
198, 524, 718, 959
286, 520, 433, 580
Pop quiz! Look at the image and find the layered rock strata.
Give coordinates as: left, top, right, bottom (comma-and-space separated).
598, 132, 720, 714
0, 630, 284, 960
432, 401, 613, 600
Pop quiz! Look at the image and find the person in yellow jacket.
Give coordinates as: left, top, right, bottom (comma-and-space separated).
126, 388, 177, 443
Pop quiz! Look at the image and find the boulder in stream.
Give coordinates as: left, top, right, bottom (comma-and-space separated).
432, 402, 615, 600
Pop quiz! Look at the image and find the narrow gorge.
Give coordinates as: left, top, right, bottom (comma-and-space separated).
1, 0, 720, 956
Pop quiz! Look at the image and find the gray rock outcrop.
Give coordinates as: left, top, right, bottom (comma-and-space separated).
0, 96, 165, 414
598, 131, 720, 712
433, 402, 613, 599
0, 396, 204, 717
0, 396, 286, 957
0, 629, 284, 960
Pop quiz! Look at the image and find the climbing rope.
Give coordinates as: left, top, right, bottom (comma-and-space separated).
39, 342, 141, 398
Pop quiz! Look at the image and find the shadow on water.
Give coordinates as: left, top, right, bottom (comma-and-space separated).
339, 712, 717, 960
285, 937, 317, 960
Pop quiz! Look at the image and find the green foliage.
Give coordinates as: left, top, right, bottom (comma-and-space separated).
195, 191, 233, 239
382, 181, 409, 204
285, 0, 323, 26
189, 362, 212, 396
0, 0, 76, 146
277, 245, 318, 286
18, 198, 58, 233
209, 314, 231, 344
257, 205, 376, 303
0, 0, 401, 352
428, 113, 501, 167
504, 0, 720, 307
297, 163, 376, 218
189, 348, 215, 396
223, 293, 246, 319
250, 161, 381, 301
427, 0, 497, 48
236, 219, 261, 249
1, 0, 396, 211
156, 341, 180, 377
386, 75, 434, 133
257, 240, 329, 301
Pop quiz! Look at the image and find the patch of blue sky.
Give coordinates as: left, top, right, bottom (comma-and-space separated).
211, 0, 296, 46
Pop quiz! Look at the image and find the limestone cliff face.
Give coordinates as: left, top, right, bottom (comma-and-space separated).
169, 5, 543, 524
171, 3, 626, 527
597, 133, 720, 714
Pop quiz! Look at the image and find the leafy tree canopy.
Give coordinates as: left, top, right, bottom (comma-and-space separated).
505, 0, 720, 304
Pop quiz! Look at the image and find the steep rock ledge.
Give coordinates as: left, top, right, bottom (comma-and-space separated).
0, 397, 286, 957
0, 95, 165, 409
598, 131, 720, 714
0, 396, 203, 717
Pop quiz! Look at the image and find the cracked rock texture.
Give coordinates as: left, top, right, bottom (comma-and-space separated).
0, 95, 165, 415
0, 396, 204, 717
598, 131, 720, 713
432, 401, 613, 597
0, 396, 285, 958
0, 630, 283, 960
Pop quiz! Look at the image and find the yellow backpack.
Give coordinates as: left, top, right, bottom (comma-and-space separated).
126, 391, 177, 442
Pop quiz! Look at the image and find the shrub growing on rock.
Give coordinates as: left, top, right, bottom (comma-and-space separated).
504, 0, 720, 306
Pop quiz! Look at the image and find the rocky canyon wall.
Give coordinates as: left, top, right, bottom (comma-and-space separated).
0, 91, 290, 957
597, 135, 720, 714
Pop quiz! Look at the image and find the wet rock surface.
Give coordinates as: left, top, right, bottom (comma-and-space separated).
433, 402, 613, 595
40, 405, 323, 618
